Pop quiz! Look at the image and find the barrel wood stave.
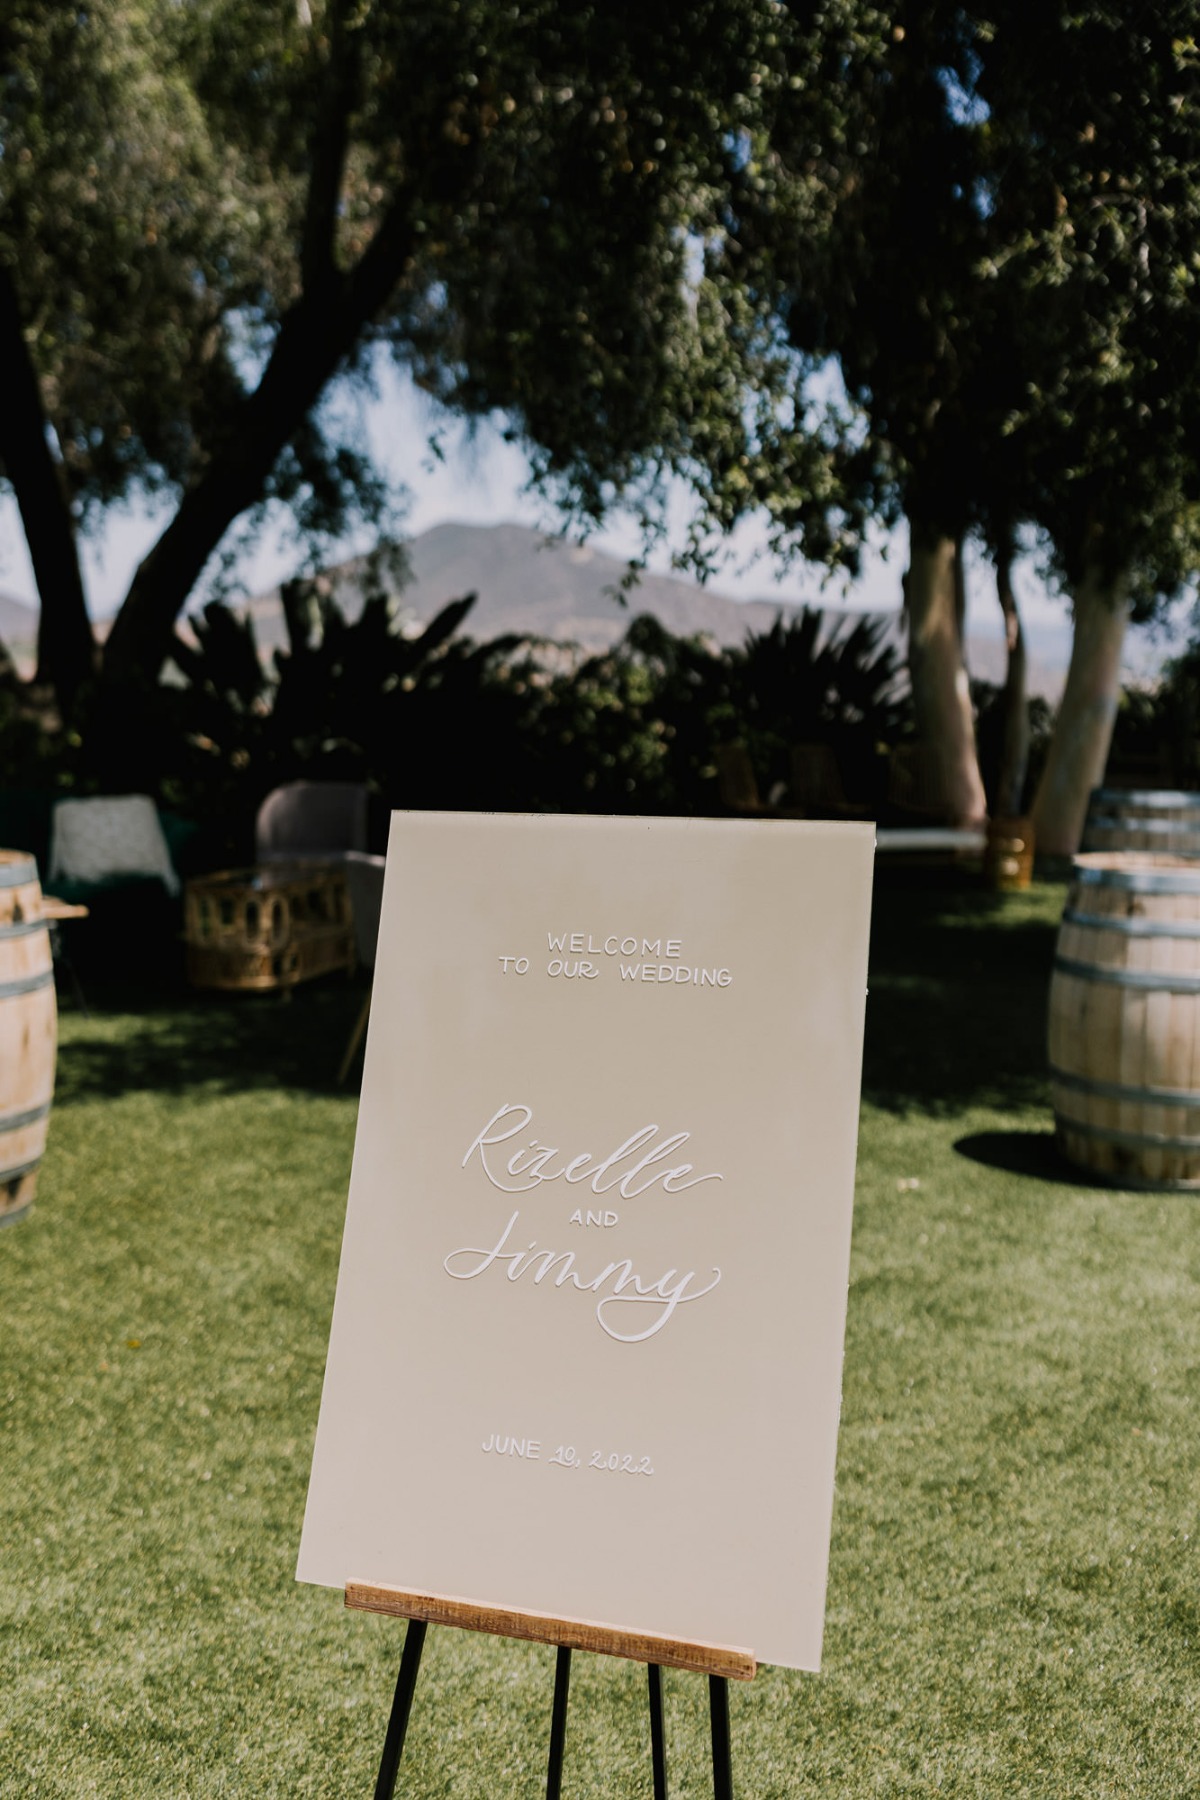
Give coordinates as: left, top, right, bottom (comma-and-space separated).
0, 852, 57, 1226
1082, 789, 1200, 860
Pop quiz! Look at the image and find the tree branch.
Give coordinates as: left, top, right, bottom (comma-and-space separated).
101, 197, 418, 688
0, 261, 97, 708
300, 0, 362, 294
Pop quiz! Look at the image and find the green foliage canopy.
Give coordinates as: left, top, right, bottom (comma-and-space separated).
1, 0, 819, 716
973, 4, 1200, 605
699, 3, 1200, 609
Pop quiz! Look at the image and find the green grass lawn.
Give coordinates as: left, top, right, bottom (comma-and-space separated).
3, 872, 1199, 1797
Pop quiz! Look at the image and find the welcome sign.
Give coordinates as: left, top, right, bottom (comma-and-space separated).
297, 812, 873, 1672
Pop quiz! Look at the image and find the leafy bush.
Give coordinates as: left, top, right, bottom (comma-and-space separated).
157, 576, 488, 853
715, 609, 910, 808
1105, 664, 1195, 789
1, 580, 920, 834
971, 680, 1056, 815
157, 591, 916, 822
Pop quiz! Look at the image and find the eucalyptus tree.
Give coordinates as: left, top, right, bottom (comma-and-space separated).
702, 3, 994, 825
974, 3, 1200, 856
0, 0, 786, 722
698, 3, 1200, 844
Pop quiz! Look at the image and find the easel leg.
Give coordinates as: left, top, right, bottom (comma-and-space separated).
373, 1618, 428, 1800
648, 1663, 668, 1799
338, 991, 372, 1085
709, 1674, 733, 1800
546, 1645, 572, 1800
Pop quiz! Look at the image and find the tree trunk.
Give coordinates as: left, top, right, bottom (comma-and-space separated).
993, 544, 1029, 818
952, 529, 967, 639
904, 524, 988, 827
100, 298, 350, 688
0, 262, 96, 709
99, 102, 415, 694
1030, 561, 1130, 861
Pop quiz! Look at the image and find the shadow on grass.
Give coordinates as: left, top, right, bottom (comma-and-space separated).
953, 1127, 1083, 1187
54, 973, 367, 1104
863, 867, 1063, 1116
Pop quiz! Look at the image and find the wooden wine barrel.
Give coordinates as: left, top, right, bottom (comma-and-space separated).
1049, 853, 1200, 1188
1081, 789, 1200, 858
0, 852, 57, 1226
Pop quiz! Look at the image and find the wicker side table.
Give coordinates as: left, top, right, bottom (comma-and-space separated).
184, 863, 355, 992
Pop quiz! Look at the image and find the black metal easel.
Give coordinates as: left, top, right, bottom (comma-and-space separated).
368, 1615, 740, 1799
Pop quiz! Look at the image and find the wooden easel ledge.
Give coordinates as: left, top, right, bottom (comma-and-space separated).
345, 1582, 757, 1681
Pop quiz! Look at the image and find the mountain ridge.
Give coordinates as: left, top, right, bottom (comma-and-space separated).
4, 521, 1140, 699
240, 519, 1067, 696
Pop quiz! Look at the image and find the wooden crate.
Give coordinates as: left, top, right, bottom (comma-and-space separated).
185, 863, 355, 992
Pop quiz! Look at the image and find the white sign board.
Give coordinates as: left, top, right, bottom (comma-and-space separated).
298, 812, 873, 1671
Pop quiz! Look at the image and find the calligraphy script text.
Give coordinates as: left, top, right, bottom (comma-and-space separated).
444, 1210, 721, 1343
462, 1103, 723, 1199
